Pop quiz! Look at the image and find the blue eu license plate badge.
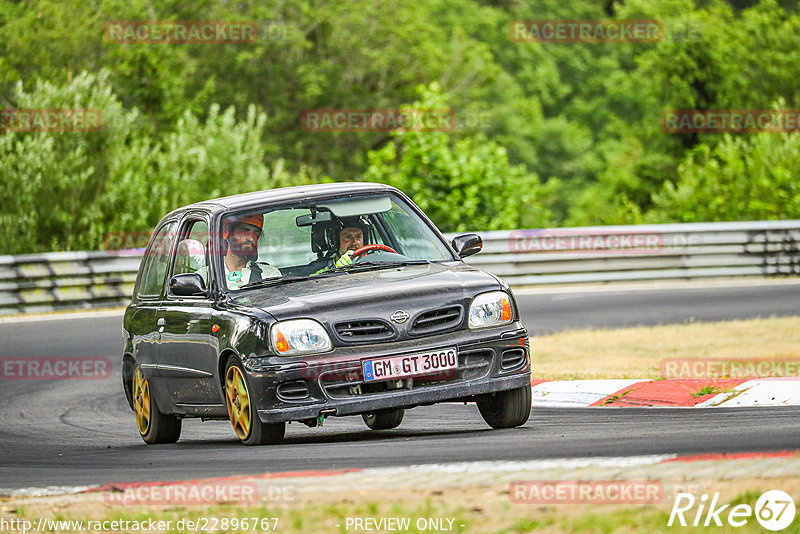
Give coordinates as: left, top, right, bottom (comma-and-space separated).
363, 360, 375, 381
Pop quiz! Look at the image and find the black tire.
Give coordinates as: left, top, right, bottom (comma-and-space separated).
476, 385, 532, 429
362, 408, 405, 430
132, 365, 181, 444
224, 356, 285, 446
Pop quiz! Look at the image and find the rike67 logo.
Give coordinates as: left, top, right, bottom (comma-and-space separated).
669, 490, 796, 531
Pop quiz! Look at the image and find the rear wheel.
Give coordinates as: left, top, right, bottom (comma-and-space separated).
132, 366, 181, 444
362, 408, 405, 430
477, 385, 531, 429
224, 356, 285, 446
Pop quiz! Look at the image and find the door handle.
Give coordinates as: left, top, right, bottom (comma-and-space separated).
157, 317, 166, 333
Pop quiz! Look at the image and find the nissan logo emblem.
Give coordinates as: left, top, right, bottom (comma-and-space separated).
390, 310, 410, 324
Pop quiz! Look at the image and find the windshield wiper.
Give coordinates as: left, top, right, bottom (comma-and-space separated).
238, 275, 311, 290
239, 261, 431, 288
332, 260, 431, 273
239, 270, 347, 290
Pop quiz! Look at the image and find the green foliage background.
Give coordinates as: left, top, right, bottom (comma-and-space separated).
1, 0, 799, 253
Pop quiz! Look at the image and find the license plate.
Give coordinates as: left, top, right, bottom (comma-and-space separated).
362, 347, 458, 382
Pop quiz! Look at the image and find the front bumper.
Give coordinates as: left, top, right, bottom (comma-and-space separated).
243, 326, 531, 423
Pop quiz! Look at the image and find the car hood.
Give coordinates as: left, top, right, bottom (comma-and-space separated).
231, 262, 502, 323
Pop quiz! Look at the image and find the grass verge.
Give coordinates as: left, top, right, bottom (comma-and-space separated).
6, 478, 800, 533
531, 316, 800, 380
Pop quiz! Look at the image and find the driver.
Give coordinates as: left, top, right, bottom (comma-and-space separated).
333, 217, 367, 268
312, 217, 369, 275
222, 214, 281, 289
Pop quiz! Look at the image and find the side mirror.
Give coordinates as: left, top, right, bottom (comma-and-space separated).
451, 233, 482, 258
169, 273, 206, 297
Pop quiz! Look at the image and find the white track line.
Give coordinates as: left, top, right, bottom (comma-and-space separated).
0, 309, 124, 324
513, 277, 800, 295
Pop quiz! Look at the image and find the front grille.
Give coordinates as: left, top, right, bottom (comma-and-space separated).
334, 320, 394, 342
320, 348, 493, 399
276, 380, 310, 400
410, 306, 463, 334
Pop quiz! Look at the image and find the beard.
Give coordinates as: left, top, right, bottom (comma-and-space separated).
240, 251, 258, 264
226, 239, 258, 264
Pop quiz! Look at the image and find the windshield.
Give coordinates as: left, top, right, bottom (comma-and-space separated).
215, 193, 454, 290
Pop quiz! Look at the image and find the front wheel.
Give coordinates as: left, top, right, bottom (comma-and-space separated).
132, 365, 181, 444
224, 356, 285, 446
362, 409, 405, 430
477, 385, 531, 429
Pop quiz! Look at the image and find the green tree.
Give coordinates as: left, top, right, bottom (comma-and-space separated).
364, 85, 558, 232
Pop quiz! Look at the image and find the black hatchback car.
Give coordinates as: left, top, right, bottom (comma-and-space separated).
123, 183, 531, 445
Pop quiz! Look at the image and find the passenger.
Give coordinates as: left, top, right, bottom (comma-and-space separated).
222, 214, 281, 289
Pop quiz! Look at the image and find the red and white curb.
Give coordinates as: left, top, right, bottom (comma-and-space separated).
530, 378, 800, 407
3, 451, 798, 500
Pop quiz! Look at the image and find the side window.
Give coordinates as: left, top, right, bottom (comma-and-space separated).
137, 222, 177, 297
173, 220, 209, 286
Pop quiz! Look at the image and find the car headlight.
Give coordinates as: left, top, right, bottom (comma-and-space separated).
468, 291, 513, 330
270, 319, 332, 356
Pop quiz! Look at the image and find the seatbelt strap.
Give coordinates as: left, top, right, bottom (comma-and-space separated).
249, 262, 263, 283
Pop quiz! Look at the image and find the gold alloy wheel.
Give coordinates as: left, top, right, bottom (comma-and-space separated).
132, 367, 151, 435
225, 365, 252, 440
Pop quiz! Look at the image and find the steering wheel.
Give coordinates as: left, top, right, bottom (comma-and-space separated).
351, 244, 398, 260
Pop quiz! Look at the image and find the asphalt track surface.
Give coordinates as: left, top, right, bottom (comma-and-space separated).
1, 281, 798, 490
516, 280, 800, 334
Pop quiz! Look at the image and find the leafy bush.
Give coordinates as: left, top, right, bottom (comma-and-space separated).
648, 130, 800, 222
0, 71, 311, 254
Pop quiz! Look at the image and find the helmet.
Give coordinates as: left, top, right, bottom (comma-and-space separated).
335, 216, 369, 240
311, 215, 370, 257
223, 213, 264, 239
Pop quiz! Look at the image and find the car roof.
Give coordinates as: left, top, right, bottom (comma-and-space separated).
166, 182, 398, 217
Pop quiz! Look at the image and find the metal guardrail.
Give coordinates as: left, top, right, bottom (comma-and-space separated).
0, 251, 141, 315
1, 220, 799, 315
457, 220, 800, 286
